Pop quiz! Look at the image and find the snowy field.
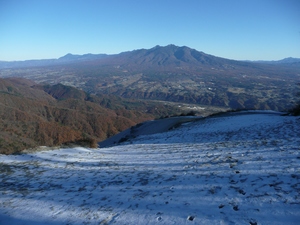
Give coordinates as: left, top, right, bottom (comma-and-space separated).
0, 112, 299, 225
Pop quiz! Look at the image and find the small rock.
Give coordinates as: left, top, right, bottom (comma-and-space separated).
187, 215, 195, 221
249, 219, 257, 225
233, 205, 239, 211
238, 189, 246, 195
218, 204, 225, 209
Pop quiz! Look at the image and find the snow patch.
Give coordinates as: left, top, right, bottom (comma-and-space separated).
0, 112, 299, 224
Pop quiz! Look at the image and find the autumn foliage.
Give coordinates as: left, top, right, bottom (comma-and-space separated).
1, 78, 178, 154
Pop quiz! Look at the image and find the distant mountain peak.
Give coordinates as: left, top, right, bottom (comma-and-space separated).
278, 57, 300, 64
115, 44, 228, 67
58, 53, 108, 62
151, 44, 189, 50
250, 57, 300, 64
59, 53, 76, 60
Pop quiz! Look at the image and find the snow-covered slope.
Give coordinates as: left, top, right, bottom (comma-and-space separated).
0, 112, 299, 225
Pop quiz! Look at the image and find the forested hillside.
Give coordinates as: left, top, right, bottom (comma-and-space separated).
0, 78, 183, 154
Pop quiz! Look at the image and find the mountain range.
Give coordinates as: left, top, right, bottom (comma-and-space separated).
250, 57, 300, 65
0, 53, 108, 69
3, 45, 299, 110
1, 45, 300, 69
1, 44, 300, 113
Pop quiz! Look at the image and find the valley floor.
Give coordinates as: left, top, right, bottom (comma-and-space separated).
0, 112, 299, 224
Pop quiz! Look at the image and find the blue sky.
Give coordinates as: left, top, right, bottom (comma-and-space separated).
0, 0, 299, 61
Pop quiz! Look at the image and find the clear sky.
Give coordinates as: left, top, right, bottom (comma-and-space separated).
0, 0, 299, 61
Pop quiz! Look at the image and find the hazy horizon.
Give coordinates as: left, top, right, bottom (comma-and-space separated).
1, 44, 300, 62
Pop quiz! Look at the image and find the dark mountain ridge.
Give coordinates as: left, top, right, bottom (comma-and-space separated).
114, 45, 228, 67
79, 45, 270, 70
